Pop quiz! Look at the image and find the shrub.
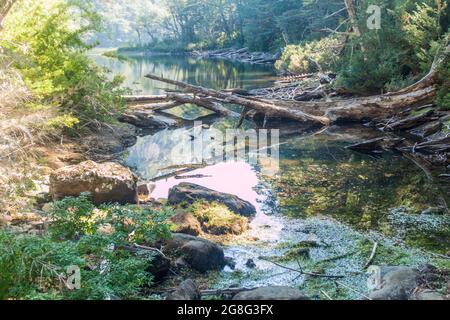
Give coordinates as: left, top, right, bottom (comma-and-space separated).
0, 195, 174, 299
275, 36, 344, 74
436, 59, 450, 110
2, 0, 128, 130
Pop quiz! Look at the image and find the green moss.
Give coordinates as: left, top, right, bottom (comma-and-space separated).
410, 107, 434, 116
188, 201, 248, 235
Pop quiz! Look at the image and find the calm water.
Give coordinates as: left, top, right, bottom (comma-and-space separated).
92, 53, 277, 95
94, 54, 449, 297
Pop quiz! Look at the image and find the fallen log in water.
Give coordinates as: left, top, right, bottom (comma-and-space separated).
122, 94, 170, 104
145, 73, 332, 126
143, 42, 448, 126
167, 93, 239, 117
385, 109, 434, 131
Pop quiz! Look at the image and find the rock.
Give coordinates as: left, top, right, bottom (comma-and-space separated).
0, 215, 12, 227
165, 233, 226, 273
225, 257, 236, 270
50, 160, 138, 205
245, 259, 256, 269
168, 183, 256, 217
233, 286, 309, 300
410, 290, 445, 300
170, 212, 202, 236
166, 279, 201, 300
369, 267, 419, 300
204, 216, 249, 236
119, 111, 179, 129
34, 192, 52, 206
114, 123, 138, 147
147, 253, 171, 282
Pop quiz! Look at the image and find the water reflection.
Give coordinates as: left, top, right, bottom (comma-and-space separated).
91, 54, 277, 95
124, 123, 449, 252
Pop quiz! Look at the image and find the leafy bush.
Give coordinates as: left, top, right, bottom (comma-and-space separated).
275, 36, 344, 74
335, 0, 447, 94
0, 230, 151, 300
46, 193, 173, 243
2, 0, 128, 129
0, 194, 174, 299
436, 58, 450, 110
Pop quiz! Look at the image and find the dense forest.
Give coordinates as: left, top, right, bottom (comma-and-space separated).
94, 0, 450, 95
0, 0, 449, 301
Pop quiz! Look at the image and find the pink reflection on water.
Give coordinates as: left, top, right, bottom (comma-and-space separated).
152, 161, 284, 241
152, 162, 262, 211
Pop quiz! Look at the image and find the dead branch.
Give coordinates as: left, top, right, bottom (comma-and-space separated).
259, 257, 345, 279
364, 242, 378, 269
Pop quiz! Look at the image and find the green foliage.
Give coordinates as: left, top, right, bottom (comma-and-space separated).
0, 229, 151, 300
46, 193, 173, 243
188, 201, 247, 235
0, 194, 174, 299
2, 0, 127, 129
436, 57, 450, 110
335, 0, 447, 94
275, 36, 344, 74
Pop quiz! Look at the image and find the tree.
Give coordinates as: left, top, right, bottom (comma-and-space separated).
0, 0, 18, 30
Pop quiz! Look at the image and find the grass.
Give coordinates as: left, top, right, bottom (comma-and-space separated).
188, 201, 248, 235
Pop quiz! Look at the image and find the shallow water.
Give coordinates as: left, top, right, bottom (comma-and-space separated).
94, 54, 449, 298
125, 122, 449, 253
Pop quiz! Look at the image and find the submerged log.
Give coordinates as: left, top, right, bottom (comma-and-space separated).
346, 136, 404, 152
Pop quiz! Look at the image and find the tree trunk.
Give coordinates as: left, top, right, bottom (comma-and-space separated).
145, 74, 332, 126
0, 0, 18, 30
344, 0, 362, 37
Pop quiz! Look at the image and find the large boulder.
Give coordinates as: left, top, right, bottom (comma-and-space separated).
170, 212, 202, 236
50, 161, 138, 205
168, 183, 256, 217
233, 286, 309, 300
166, 279, 201, 300
369, 267, 419, 300
165, 233, 226, 273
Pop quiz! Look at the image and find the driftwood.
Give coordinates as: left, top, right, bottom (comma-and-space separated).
122, 95, 169, 103
145, 73, 332, 126
386, 110, 434, 131
364, 242, 379, 269
192, 47, 280, 64
167, 93, 239, 117
346, 136, 404, 152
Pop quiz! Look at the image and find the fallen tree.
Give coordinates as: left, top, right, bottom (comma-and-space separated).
145, 42, 448, 126
145, 74, 332, 126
